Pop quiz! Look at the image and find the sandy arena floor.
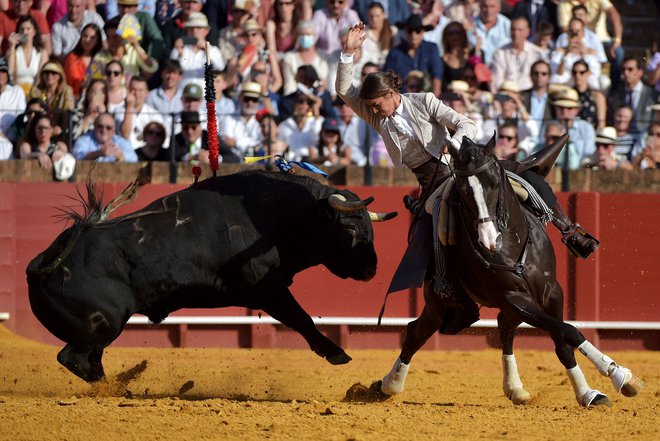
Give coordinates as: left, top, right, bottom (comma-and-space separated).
0, 326, 657, 441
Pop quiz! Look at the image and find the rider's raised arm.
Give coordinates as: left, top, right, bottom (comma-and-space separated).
424, 93, 477, 148
335, 23, 380, 130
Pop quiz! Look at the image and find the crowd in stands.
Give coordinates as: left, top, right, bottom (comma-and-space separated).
1, 0, 660, 180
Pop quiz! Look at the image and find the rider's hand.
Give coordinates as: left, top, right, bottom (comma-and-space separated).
343, 22, 367, 55
446, 135, 461, 151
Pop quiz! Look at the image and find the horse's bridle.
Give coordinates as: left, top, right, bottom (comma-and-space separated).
453, 157, 528, 278
453, 157, 509, 229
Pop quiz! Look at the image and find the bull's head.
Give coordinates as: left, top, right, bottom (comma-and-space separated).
322, 193, 397, 281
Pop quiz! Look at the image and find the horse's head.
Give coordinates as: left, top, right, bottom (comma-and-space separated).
448, 133, 505, 254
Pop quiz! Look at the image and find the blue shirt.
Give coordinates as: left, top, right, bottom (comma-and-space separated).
383, 40, 444, 86
72, 133, 138, 163
469, 14, 511, 65
554, 119, 596, 170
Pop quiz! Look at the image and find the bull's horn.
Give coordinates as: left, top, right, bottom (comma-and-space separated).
328, 194, 367, 211
369, 211, 398, 222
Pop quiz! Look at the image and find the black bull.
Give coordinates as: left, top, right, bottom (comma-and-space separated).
26, 171, 397, 382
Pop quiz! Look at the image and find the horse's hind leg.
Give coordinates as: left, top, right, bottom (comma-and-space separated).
497, 311, 531, 404
381, 285, 445, 396
504, 295, 644, 404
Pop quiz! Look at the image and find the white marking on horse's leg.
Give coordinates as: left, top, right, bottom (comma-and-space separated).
578, 340, 644, 396
502, 354, 531, 404
467, 176, 501, 252
566, 365, 608, 407
381, 357, 410, 396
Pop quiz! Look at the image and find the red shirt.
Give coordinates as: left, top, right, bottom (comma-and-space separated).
0, 10, 51, 53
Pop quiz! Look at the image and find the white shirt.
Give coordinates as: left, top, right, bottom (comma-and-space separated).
113, 103, 166, 148
0, 84, 26, 135
170, 45, 225, 91
490, 41, 546, 92
219, 114, 263, 157
278, 116, 323, 162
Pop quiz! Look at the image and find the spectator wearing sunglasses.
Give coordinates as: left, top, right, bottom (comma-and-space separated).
494, 122, 525, 161
384, 14, 443, 96
135, 121, 169, 161
218, 81, 264, 162
172, 111, 210, 163
72, 112, 137, 162
5, 97, 47, 148
591, 126, 632, 170
571, 59, 605, 130
549, 17, 602, 90
607, 57, 658, 134
104, 60, 127, 114
520, 60, 553, 130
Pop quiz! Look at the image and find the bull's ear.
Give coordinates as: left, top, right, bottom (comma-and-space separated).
485, 131, 497, 153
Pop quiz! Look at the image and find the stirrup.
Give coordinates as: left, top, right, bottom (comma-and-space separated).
561, 225, 600, 259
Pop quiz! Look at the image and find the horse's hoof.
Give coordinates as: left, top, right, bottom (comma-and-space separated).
507, 387, 531, 405
620, 374, 644, 397
326, 352, 352, 365
581, 390, 612, 408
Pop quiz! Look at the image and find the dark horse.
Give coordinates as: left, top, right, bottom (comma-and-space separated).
378, 134, 643, 407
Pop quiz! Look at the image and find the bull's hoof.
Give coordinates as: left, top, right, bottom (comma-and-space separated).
621, 375, 644, 397
506, 387, 531, 405
326, 352, 352, 365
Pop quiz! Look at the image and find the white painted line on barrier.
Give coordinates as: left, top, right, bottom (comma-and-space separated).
0, 312, 9, 321
126, 315, 660, 330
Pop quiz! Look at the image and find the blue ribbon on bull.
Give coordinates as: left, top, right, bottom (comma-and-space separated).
274, 155, 328, 178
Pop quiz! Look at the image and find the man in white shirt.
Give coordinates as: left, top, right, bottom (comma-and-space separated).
52, 0, 107, 60
116, 76, 165, 148
219, 82, 263, 161
490, 16, 546, 92
0, 58, 26, 140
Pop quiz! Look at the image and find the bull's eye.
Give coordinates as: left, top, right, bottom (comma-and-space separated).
347, 225, 357, 233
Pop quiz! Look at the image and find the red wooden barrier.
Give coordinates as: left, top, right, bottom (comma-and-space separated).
1, 183, 658, 351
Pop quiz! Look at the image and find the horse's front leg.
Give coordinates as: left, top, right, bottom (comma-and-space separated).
497, 311, 531, 405
381, 281, 444, 396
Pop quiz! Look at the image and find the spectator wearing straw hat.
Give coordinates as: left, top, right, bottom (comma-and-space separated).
159, 0, 205, 58
591, 126, 632, 170
551, 87, 595, 170
171, 12, 225, 90
27, 61, 74, 137
383, 14, 443, 96
219, 81, 264, 162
